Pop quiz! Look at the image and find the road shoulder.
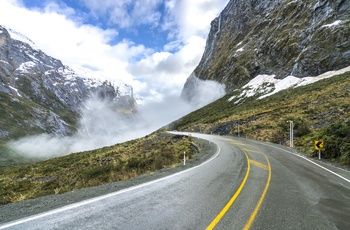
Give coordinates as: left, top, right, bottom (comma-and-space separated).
0, 137, 217, 224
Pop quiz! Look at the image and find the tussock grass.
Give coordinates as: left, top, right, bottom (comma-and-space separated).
170, 72, 350, 164
0, 132, 197, 204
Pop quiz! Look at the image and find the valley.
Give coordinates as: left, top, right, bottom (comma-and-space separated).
0, 2, 349, 227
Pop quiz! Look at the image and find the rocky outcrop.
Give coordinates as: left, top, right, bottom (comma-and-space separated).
0, 26, 136, 140
182, 0, 350, 97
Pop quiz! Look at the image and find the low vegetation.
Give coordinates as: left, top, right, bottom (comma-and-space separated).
170, 71, 350, 164
0, 132, 197, 204
1, 72, 349, 205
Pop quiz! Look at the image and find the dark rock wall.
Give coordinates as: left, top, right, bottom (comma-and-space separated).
183, 0, 350, 96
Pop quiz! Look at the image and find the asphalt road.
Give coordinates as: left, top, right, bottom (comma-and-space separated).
1, 133, 349, 229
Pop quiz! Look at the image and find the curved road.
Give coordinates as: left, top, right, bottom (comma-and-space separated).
1, 133, 350, 229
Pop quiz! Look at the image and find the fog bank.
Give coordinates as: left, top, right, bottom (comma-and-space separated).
8, 79, 225, 159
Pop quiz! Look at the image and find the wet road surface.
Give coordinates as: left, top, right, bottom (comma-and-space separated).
1, 133, 349, 229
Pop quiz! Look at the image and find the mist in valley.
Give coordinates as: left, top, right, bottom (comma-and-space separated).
8, 79, 225, 160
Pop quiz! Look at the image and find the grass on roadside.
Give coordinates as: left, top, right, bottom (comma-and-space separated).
0, 131, 197, 205
169, 71, 350, 164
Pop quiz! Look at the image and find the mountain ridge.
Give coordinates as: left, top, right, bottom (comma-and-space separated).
0, 25, 136, 140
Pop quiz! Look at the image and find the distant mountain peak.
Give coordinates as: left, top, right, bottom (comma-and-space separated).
0, 25, 137, 140
1, 25, 39, 50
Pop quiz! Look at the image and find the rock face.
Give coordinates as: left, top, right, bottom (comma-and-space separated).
182, 0, 350, 98
0, 26, 136, 140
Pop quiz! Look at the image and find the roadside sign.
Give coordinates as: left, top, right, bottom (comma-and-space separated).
314, 140, 324, 150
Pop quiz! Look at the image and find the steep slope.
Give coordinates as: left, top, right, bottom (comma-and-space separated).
172, 71, 350, 164
0, 26, 136, 140
182, 0, 350, 100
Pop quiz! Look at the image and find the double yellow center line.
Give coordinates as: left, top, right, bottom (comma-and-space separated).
206, 144, 271, 230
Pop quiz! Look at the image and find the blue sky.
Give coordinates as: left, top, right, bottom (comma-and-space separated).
21, 0, 170, 51
0, 0, 228, 101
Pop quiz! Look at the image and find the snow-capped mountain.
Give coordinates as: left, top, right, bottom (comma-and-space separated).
0, 25, 136, 140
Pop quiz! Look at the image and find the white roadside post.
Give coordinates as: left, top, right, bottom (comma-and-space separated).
287, 120, 294, 148
319, 149, 321, 160
184, 151, 186, 166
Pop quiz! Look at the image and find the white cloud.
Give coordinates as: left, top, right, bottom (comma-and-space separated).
127, 35, 206, 100
0, 0, 147, 87
0, 0, 228, 101
163, 0, 228, 40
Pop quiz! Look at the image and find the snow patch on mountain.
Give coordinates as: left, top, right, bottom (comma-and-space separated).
9, 86, 22, 97
259, 75, 300, 99
16, 61, 37, 73
2, 26, 139, 104
229, 65, 350, 103
4, 26, 40, 50
70, 64, 134, 97
321, 20, 342, 28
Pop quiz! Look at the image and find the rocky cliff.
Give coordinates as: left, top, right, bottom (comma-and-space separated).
0, 26, 136, 140
182, 0, 350, 100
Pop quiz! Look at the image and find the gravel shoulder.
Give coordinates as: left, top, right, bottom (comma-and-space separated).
0, 137, 218, 224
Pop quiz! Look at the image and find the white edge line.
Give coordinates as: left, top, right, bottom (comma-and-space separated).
177, 134, 350, 184
252, 140, 350, 184
0, 135, 220, 229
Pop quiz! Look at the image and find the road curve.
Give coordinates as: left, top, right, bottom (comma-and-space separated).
1, 133, 349, 229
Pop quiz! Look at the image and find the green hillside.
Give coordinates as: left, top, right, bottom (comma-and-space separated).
170, 72, 350, 164
0, 132, 198, 204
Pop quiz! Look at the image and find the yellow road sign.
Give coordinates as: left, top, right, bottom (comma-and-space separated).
314, 140, 324, 150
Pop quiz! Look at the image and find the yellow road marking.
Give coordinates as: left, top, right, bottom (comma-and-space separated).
216, 137, 234, 142
206, 149, 251, 230
243, 148, 272, 229
250, 160, 268, 171
241, 148, 262, 154
229, 141, 250, 146
206, 142, 271, 230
